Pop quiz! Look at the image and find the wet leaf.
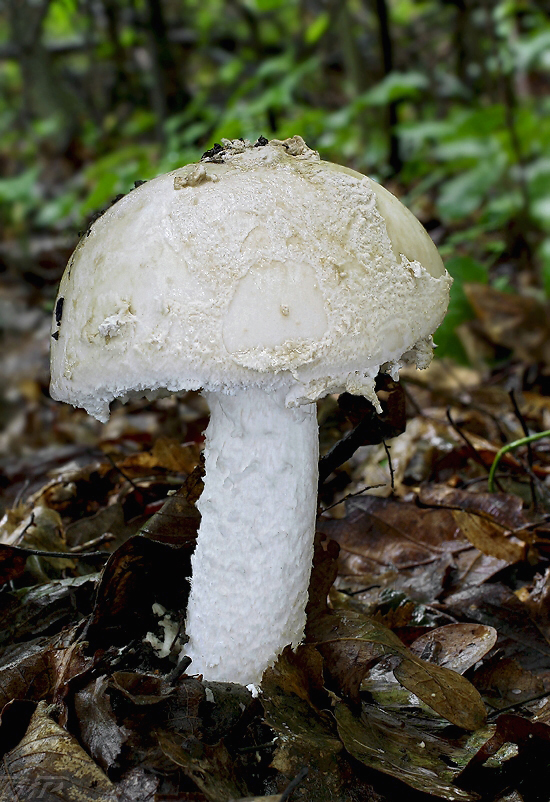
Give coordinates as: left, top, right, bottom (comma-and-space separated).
0, 575, 96, 649
409, 624, 498, 674
394, 657, 487, 731
138, 485, 201, 545
451, 510, 526, 563
308, 607, 486, 729
83, 534, 193, 650
471, 657, 547, 709
418, 485, 528, 531
158, 730, 247, 802
0, 700, 116, 801
317, 494, 469, 602
74, 675, 129, 772
335, 702, 479, 801
457, 713, 550, 796
260, 651, 347, 802
443, 584, 550, 671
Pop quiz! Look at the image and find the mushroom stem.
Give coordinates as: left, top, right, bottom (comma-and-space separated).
184, 386, 319, 684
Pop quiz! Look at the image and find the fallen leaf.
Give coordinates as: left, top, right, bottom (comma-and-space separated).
443, 584, 550, 671
260, 653, 348, 802
335, 701, 479, 801
409, 624, 498, 674
317, 494, 469, 602
471, 657, 546, 710
394, 657, 487, 731
74, 675, 129, 772
158, 730, 247, 802
0, 700, 116, 801
0, 575, 96, 650
463, 284, 550, 364
83, 534, 192, 650
308, 607, 486, 729
0, 543, 28, 585
451, 510, 526, 563
457, 712, 550, 795
418, 485, 527, 530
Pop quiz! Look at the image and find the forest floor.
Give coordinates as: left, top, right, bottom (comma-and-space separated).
1, 252, 550, 802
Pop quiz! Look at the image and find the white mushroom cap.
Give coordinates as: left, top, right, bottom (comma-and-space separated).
50, 136, 451, 421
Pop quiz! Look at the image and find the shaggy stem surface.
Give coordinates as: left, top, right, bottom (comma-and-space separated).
185, 387, 318, 685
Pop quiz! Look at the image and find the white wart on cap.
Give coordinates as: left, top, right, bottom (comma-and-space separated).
50, 136, 451, 685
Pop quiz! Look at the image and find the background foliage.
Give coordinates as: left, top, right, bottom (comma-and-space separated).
1, 0, 550, 361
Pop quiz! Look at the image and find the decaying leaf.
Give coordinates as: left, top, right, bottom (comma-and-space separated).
83, 534, 192, 650
418, 485, 528, 531
451, 510, 526, 564
409, 624, 498, 674
74, 675, 129, 772
443, 584, 550, 671
308, 607, 486, 730
393, 657, 487, 731
260, 652, 348, 802
317, 494, 470, 602
457, 712, 550, 797
0, 700, 116, 801
158, 729, 247, 802
471, 657, 547, 710
0, 543, 29, 585
335, 702, 479, 801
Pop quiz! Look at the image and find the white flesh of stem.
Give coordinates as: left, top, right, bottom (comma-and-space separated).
184, 387, 318, 685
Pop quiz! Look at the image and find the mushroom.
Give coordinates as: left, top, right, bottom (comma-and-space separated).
50, 135, 451, 685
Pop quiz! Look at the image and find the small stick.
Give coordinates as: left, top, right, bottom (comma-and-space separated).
69, 532, 115, 552
383, 439, 394, 490
280, 766, 308, 802
320, 483, 386, 513
509, 389, 537, 509
1, 544, 110, 561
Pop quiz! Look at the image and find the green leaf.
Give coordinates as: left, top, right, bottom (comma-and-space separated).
437, 159, 505, 220
305, 12, 329, 45
358, 71, 428, 107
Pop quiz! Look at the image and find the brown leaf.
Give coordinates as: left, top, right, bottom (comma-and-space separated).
418, 484, 527, 530
260, 652, 346, 802
158, 730, 247, 802
74, 675, 129, 772
0, 700, 116, 801
317, 494, 469, 601
0, 543, 28, 585
0, 629, 90, 712
394, 656, 487, 731
306, 533, 340, 623
309, 607, 486, 730
452, 510, 526, 564
443, 584, 550, 670
138, 486, 200, 545
83, 534, 193, 650
521, 569, 550, 643
409, 623, 498, 674
335, 702, 478, 801
0, 575, 96, 651
118, 437, 200, 476
457, 712, 550, 792
464, 284, 550, 364
471, 657, 546, 709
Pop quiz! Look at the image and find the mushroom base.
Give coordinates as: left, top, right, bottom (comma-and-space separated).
184, 387, 319, 685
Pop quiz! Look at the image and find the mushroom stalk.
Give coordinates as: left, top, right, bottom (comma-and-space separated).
184, 387, 318, 685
